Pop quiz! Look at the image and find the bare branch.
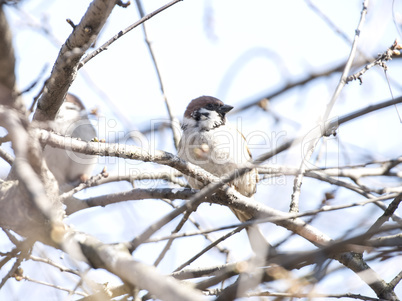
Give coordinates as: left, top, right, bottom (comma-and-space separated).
346, 40, 402, 84
65, 187, 196, 215
171, 262, 238, 280
65, 233, 205, 301
59, 169, 185, 189
173, 227, 243, 273
289, 0, 369, 214
248, 291, 384, 301
155, 197, 230, 259
325, 0, 369, 117
76, 284, 132, 301
0, 146, 13, 165
29, 255, 80, 276
154, 210, 192, 267
389, 270, 402, 290
367, 234, 402, 247
16, 275, 87, 297
59, 167, 109, 202
33, 0, 118, 122
366, 195, 402, 235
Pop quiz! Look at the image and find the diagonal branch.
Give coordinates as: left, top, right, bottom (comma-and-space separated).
289, 0, 369, 214
65, 232, 204, 301
135, 0, 181, 149
79, 0, 183, 68
33, 0, 118, 122
366, 195, 402, 236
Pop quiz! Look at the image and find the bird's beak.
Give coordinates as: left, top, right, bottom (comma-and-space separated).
218, 104, 234, 114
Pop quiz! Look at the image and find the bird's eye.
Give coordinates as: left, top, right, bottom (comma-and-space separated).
205, 103, 214, 109
191, 111, 201, 120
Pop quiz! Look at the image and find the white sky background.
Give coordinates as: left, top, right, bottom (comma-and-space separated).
1, 0, 402, 299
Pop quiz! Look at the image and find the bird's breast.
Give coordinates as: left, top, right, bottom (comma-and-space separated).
179, 126, 251, 177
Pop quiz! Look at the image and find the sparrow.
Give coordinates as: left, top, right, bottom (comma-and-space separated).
43, 93, 97, 191
178, 96, 274, 255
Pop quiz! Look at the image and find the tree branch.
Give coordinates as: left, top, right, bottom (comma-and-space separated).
289, 0, 369, 214
65, 232, 204, 301
33, 0, 118, 122
65, 187, 196, 215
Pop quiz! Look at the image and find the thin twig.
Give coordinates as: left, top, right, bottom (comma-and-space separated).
289, 0, 369, 213
64, 188, 196, 215
384, 69, 402, 123
0, 239, 32, 290
79, 0, 183, 68
154, 210, 192, 267
159, 199, 230, 256
59, 167, 109, 202
76, 284, 132, 301
325, 1, 369, 117
29, 255, 81, 276
17, 275, 87, 297
17, 64, 48, 98
346, 40, 402, 84
135, 0, 181, 150
389, 270, 402, 290
0, 146, 14, 165
366, 195, 402, 235
2, 229, 20, 246
173, 227, 244, 272
247, 291, 385, 301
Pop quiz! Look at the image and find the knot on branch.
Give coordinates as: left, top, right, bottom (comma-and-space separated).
117, 0, 131, 8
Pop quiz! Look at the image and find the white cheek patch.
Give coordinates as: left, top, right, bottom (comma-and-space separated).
198, 108, 210, 116
198, 109, 222, 129
207, 110, 220, 119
